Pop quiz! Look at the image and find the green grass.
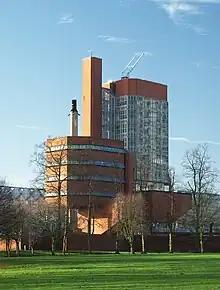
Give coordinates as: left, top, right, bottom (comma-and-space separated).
1, 253, 220, 289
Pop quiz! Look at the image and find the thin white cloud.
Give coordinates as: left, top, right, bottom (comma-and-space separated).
162, 2, 202, 16
189, 24, 208, 35
58, 13, 74, 24
120, 0, 137, 7
191, 62, 220, 70
152, 0, 220, 35
98, 35, 134, 43
169, 137, 220, 145
15, 125, 46, 130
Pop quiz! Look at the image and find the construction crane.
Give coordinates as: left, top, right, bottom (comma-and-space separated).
121, 52, 145, 79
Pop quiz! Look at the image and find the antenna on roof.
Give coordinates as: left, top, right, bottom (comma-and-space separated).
121, 52, 145, 79
88, 50, 93, 57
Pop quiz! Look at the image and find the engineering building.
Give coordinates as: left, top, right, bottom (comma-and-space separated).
45, 55, 191, 236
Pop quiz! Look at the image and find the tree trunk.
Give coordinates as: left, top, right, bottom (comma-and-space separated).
130, 243, 135, 254
141, 231, 145, 254
31, 246, 34, 256
15, 240, 20, 257
28, 232, 31, 251
115, 233, 120, 254
195, 226, 200, 253
129, 242, 133, 254
195, 213, 200, 253
62, 232, 67, 256
199, 231, 204, 253
62, 210, 69, 256
51, 236, 55, 255
6, 238, 10, 257
168, 190, 174, 254
169, 232, 173, 253
129, 237, 134, 254
92, 216, 95, 235
57, 188, 62, 251
88, 199, 92, 254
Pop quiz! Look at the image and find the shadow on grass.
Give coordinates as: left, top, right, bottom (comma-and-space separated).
1, 271, 220, 289
1, 253, 220, 269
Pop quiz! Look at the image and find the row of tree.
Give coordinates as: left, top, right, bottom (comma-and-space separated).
0, 185, 66, 256
115, 144, 220, 254
0, 183, 150, 255
0, 143, 220, 255
179, 144, 220, 253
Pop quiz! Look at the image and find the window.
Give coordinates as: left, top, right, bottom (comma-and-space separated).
68, 175, 125, 183
50, 144, 126, 153
46, 160, 125, 169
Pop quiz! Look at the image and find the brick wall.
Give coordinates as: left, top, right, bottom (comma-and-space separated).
34, 233, 220, 253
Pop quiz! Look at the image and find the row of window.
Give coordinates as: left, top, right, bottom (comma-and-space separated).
45, 191, 116, 198
47, 175, 125, 183
49, 144, 125, 153
47, 160, 125, 169
71, 191, 115, 197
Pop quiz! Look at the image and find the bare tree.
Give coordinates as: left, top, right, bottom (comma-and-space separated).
74, 148, 94, 254
111, 157, 126, 254
167, 167, 176, 254
0, 180, 14, 256
27, 199, 66, 256
0, 181, 11, 231
136, 192, 151, 254
0, 181, 47, 257
62, 203, 69, 255
111, 192, 124, 254
87, 180, 93, 254
24, 199, 49, 255
0, 181, 40, 256
112, 156, 151, 254
30, 138, 69, 251
134, 159, 152, 254
181, 144, 219, 253
43, 201, 66, 255
6, 199, 27, 256
116, 193, 142, 254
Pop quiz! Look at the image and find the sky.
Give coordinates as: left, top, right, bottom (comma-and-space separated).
0, 0, 220, 187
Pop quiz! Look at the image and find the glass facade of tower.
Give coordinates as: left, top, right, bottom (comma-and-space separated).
102, 88, 116, 140
102, 88, 169, 190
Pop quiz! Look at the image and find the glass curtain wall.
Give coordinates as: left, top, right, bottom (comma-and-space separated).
102, 89, 169, 190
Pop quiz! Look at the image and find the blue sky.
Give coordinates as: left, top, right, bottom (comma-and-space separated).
0, 0, 220, 186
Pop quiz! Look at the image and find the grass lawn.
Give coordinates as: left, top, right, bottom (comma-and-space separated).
0, 253, 220, 289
